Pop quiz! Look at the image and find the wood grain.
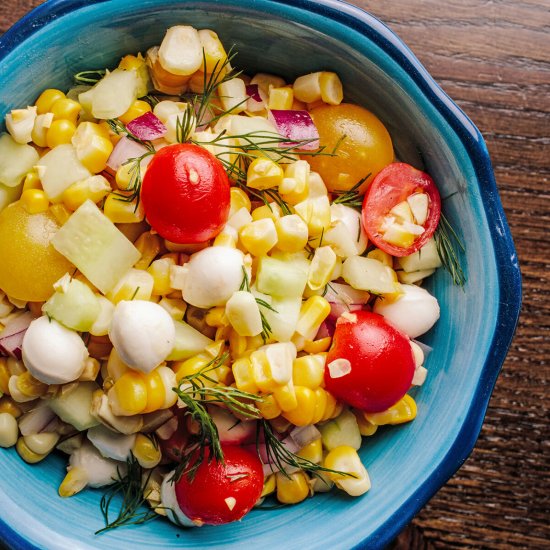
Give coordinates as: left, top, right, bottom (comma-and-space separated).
1, 1, 549, 548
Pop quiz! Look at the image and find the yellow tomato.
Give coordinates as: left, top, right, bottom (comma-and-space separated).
0, 203, 73, 301
307, 103, 394, 193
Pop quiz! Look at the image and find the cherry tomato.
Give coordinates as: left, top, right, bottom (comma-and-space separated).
141, 143, 230, 244
175, 445, 264, 525
307, 103, 394, 193
324, 310, 415, 413
361, 162, 441, 257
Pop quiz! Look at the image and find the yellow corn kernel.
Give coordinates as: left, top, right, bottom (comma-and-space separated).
275, 214, 308, 253
0, 397, 22, 418
114, 161, 135, 190
268, 86, 294, 110
73, 127, 114, 174
257, 393, 282, 420
295, 296, 331, 341
272, 383, 298, 413
303, 337, 331, 354
282, 385, 316, 426
367, 248, 393, 267
321, 391, 339, 421
16, 371, 48, 398
293, 73, 323, 104
24, 432, 59, 455
7, 359, 25, 377
294, 195, 331, 237
141, 369, 165, 414
133, 433, 162, 469
118, 54, 143, 71
35, 89, 66, 115
146, 258, 175, 296
297, 438, 322, 464
365, 394, 417, 426
172, 354, 212, 383
261, 474, 277, 497
20, 189, 49, 215
50, 98, 81, 123
133, 231, 163, 269
247, 158, 284, 190
308, 246, 337, 291
239, 218, 278, 257
0, 359, 11, 395
276, 471, 310, 504
16, 436, 48, 464
103, 192, 145, 223
229, 187, 251, 216
324, 446, 371, 496
215, 325, 232, 342
311, 387, 329, 424
62, 175, 111, 211
49, 203, 72, 226
22, 171, 42, 192
232, 356, 259, 394
213, 230, 237, 248
198, 29, 228, 74
79, 357, 101, 381
46, 119, 77, 148
205, 306, 230, 328
58, 467, 88, 497
251, 202, 282, 222
108, 371, 148, 416
292, 355, 325, 389
319, 72, 344, 105
118, 100, 152, 124
229, 330, 248, 359
150, 53, 190, 93
353, 409, 378, 436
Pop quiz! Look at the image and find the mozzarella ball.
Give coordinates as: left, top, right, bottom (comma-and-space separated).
373, 284, 440, 338
22, 316, 88, 384
181, 247, 245, 308
109, 300, 175, 374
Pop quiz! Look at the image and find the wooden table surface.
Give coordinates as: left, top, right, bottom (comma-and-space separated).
1, 1, 549, 548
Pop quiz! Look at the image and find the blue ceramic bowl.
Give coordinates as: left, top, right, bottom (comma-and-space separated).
0, 1, 521, 549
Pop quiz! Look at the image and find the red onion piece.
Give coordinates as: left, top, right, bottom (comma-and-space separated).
126, 112, 166, 141
246, 84, 262, 102
106, 136, 150, 173
290, 425, 321, 448
268, 109, 320, 150
324, 282, 371, 306
0, 311, 34, 359
18, 404, 56, 436
208, 406, 256, 446
315, 320, 335, 339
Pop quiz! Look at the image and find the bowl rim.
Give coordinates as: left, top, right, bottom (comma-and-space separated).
0, 0, 522, 548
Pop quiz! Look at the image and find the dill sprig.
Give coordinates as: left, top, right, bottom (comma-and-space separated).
106, 118, 155, 151
434, 213, 466, 286
95, 456, 158, 534
74, 69, 106, 85
172, 352, 263, 481
240, 267, 278, 343
113, 150, 155, 207
332, 173, 370, 209
260, 420, 355, 480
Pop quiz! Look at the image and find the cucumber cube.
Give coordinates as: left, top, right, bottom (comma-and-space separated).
0, 133, 39, 188
52, 200, 141, 294
49, 381, 100, 431
167, 319, 214, 361
256, 256, 309, 297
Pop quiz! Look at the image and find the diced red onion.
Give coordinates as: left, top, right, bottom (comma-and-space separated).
246, 84, 262, 102
324, 282, 371, 306
315, 320, 335, 339
290, 425, 321, 448
246, 84, 267, 113
0, 311, 34, 359
328, 302, 364, 323
268, 109, 319, 150
18, 404, 56, 436
194, 103, 214, 131
208, 406, 256, 446
106, 136, 150, 173
126, 112, 166, 141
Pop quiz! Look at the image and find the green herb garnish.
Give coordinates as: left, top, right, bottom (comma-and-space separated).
434, 213, 466, 286
74, 69, 106, 85
332, 173, 370, 209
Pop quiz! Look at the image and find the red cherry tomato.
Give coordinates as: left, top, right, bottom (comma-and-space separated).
141, 143, 230, 243
361, 162, 441, 257
175, 445, 264, 525
324, 310, 415, 412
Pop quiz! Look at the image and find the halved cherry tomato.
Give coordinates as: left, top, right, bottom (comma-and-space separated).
175, 445, 264, 525
141, 143, 230, 244
361, 162, 441, 257
324, 310, 415, 412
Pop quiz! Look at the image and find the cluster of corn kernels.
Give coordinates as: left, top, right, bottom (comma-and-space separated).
0, 22, 423, 512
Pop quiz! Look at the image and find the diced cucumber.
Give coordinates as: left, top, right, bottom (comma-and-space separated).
0, 133, 39, 188
256, 255, 310, 298
42, 273, 101, 332
342, 256, 400, 295
89, 68, 139, 120
49, 381, 100, 431
52, 200, 141, 294
319, 409, 362, 451
167, 319, 213, 361
397, 238, 442, 273
261, 294, 302, 342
